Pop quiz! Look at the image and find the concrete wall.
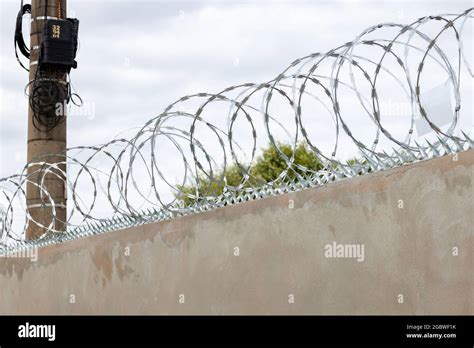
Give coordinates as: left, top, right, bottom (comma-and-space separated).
0, 150, 472, 314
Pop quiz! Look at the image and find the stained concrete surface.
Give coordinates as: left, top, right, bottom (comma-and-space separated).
0, 150, 472, 314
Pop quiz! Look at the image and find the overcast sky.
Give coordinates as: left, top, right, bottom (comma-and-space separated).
0, 0, 472, 180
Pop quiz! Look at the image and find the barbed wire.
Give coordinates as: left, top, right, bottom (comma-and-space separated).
1, 8, 473, 254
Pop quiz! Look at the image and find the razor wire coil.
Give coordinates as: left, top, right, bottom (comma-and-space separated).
1, 8, 473, 253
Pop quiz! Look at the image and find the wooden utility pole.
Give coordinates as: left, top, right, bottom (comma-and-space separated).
26, 0, 68, 240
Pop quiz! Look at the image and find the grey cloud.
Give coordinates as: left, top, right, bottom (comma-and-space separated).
1, 0, 472, 179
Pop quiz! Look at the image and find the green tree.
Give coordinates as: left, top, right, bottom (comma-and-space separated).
176, 142, 323, 205
252, 142, 322, 182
